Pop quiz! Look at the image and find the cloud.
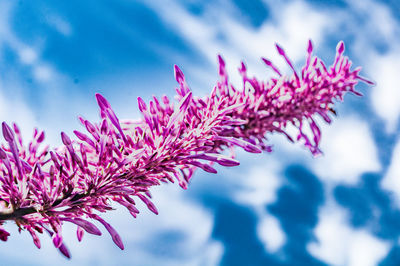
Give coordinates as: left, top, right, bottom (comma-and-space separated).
381, 138, 400, 202
1, 183, 223, 266
233, 158, 282, 207
45, 14, 73, 37
18, 47, 38, 65
346, 0, 400, 133
143, 0, 334, 91
257, 214, 286, 253
0, 87, 39, 142
368, 49, 400, 133
308, 116, 380, 184
107, 184, 223, 266
229, 156, 286, 254
308, 204, 390, 266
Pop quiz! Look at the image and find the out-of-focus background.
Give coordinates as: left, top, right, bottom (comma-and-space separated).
0, 0, 399, 265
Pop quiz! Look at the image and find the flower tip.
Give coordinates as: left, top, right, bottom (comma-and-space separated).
0, 227, 10, 241
262, 57, 272, 66
174, 65, 185, 84
68, 218, 103, 236
77, 227, 84, 242
95, 93, 111, 110
275, 43, 285, 56
12, 123, 20, 134
0, 148, 7, 160
58, 243, 71, 259
337, 41, 345, 54
217, 55, 225, 66
244, 143, 262, 154
52, 233, 63, 249
114, 234, 125, 250
149, 204, 159, 215
261, 58, 282, 76
61, 132, 72, 146
2, 122, 14, 142
37, 131, 45, 143
137, 97, 147, 113
239, 62, 246, 73
29, 230, 41, 249
217, 157, 240, 167
307, 39, 313, 54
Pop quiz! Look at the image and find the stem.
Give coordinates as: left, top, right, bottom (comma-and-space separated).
0, 207, 37, 221
0, 192, 89, 221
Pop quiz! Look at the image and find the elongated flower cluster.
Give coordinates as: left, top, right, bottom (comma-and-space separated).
0, 41, 370, 258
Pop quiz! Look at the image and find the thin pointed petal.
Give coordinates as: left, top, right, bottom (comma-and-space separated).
2, 122, 14, 142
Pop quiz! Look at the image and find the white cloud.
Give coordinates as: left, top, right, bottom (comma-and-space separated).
107, 183, 223, 266
46, 14, 73, 37
33, 64, 54, 82
0, 1, 58, 84
229, 156, 286, 254
233, 158, 282, 207
0, 1, 13, 51
0, 86, 39, 142
309, 116, 380, 184
257, 214, 286, 253
346, 0, 400, 133
18, 47, 38, 65
368, 49, 400, 133
0, 183, 223, 266
308, 204, 390, 266
381, 138, 400, 203
143, 0, 334, 91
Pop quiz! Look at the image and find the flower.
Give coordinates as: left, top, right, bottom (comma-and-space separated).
0, 224, 9, 241
0, 40, 370, 258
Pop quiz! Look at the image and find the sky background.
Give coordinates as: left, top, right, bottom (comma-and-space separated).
0, 0, 399, 265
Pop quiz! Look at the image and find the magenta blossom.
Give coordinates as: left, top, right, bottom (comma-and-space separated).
0, 41, 371, 258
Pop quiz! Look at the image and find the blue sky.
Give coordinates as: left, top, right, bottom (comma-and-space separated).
0, 0, 400, 265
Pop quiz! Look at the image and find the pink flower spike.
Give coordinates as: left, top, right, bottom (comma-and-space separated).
77, 227, 84, 242
174, 65, 185, 84
275, 43, 300, 85
92, 215, 124, 250
179, 92, 192, 111
58, 243, 71, 259
2, 122, 14, 142
218, 54, 225, 68
215, 136, 262, 153
337, 41, 345, 55
73, 130, 96, 148
307, 39, 313, 54
216, 156, 240, 167
137, 97, 147, 113
0, 226, 10, 241
0, 148, 7, 160
187, 153, 240, 167
262, 58, 282, 76
52, 233, 63, 248
218, 55, 229, 85
95, 93, 112, 111
62, 218, 102, 236
105, 108, 127, 142
357, 75, 374, 85
188, 160, 218, 174
61, 132, 72, 146
28, 228, 41, 249
0, 40, 371, 258
137, 194, 159, 215
37, 131, 45, 143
